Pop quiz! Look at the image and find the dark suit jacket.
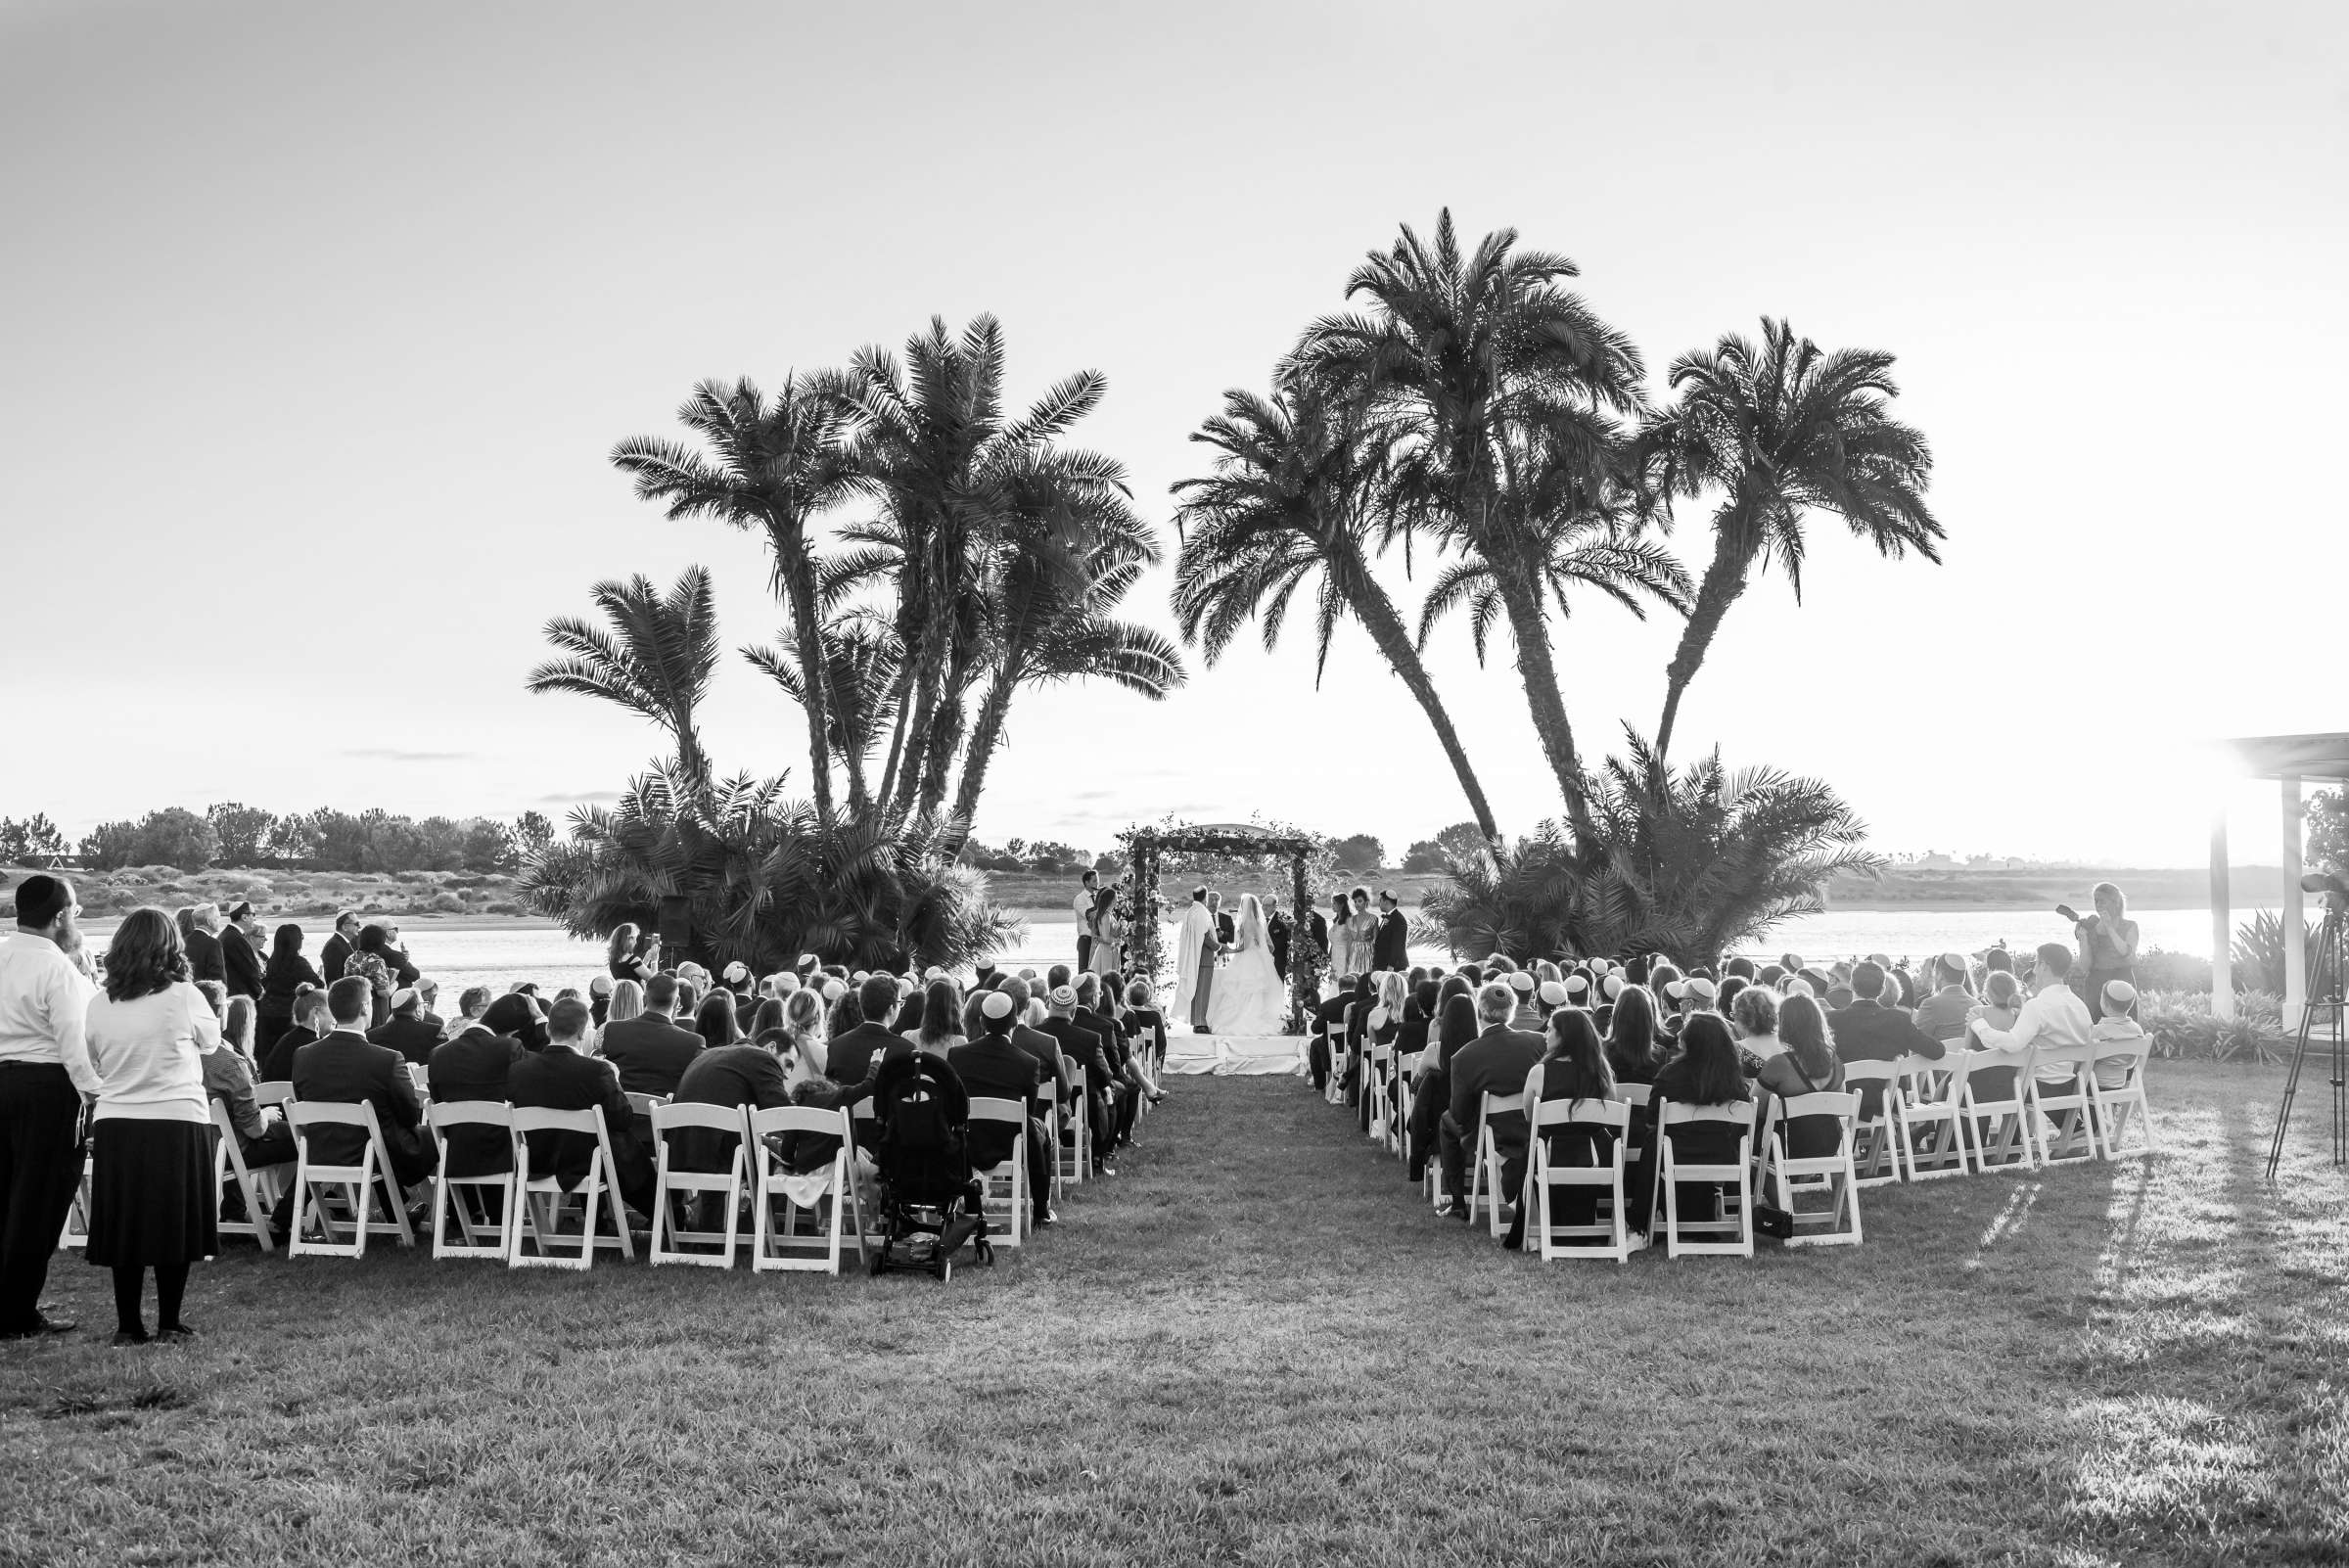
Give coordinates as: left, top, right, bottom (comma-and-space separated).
595, 1013, 705, 1097
948, 1035, 1044, 1169
826, 1021, 910, 1088
1827, 999, 1947, 1065
1039, 1016, 1112, 1090
428, 1027, 529, 1176
291, 1028, 429, 1179
185, 928, 226, 986
1373, 909, 1409, 972
1076, 1008, 1128, 1076
509, 1043, 649, 1201
669, 1042, 792, 1172
386, 945, 420, 988
1216, 911, 1236, 945
1010, 1023, 1069, 1094
320, 933, 353, 984
1267, 912, 1291, 978
258, 1025, 319, 1085
1448, 1025, 1546, 1149
221, 925, 263, 997
368, 1014, 445, 1066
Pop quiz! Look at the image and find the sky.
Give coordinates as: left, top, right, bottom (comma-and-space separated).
3, 0, 2345, 868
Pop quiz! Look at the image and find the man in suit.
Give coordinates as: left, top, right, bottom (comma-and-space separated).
1039, 985, 1116, 1176
275, 977, 434, 1239
184, 904, 227, 987
1074, 973, 1140, 1151
949, 992, 1055, 1228
1073, 870, 1100, 973
1828, 960, 1946, 1120
824, 974, 910, 1088
220, 902, 264, 999
1372, 891, 1409, 974
595, 972, 704, 1097
367, 988, 444, 1065
428, 1013, 529, 1177
258, 988, 332, 1084
378, 923, 421, 989
509, 997, 655, 1218
319, 910, 360, 985
1266, 900, 1291, 981
1212, 893, 1235, 947
1439, 983, 1545, 1222
996, 975, 1068, 1091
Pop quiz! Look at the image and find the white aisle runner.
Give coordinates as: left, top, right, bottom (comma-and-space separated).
1163, 1033, 1304, 1077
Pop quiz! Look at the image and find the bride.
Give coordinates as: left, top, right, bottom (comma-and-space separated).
1207, 894, 1287, 1037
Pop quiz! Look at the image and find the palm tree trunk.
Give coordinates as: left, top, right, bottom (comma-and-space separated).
946, 659, 1021, 844
770, 522, 840, 825
1489, 555, 1593, 837
874, 645, 917, 807
1655, 531, 1751, 761
1335, 565, 1501, 846
893, 615, 947, 815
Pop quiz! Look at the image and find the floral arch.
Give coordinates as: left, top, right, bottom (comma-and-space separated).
1117, 818, 1331, 1032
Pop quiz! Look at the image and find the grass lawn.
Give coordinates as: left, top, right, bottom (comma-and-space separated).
4, 1061, 2345, 1566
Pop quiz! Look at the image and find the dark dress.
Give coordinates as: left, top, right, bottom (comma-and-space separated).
1629, 1059, 1752, 1232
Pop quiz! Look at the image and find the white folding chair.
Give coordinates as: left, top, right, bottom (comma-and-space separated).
1959, 1044, 2040, 1172
406, 1063, 431, 1100
1618, 1083, 1652, 1178
210, 1098, 288, 1254
1322, 1014, 1351, 1106
648, 1102, 750, 1268
2089, 1038, 2156, 1159
1366, 1044, 1393, 1145
253, 1080, 295, 1110
1653, 1100, 1756, 1259
966, 1096, 1028, 1250
1895, 1050, 1972, 1179
1524, 1096, 1634, 1263
59, 1154, 92, 1250
508, 1105, 634, 1269
2027, 1041, 2098, 1165
749, 1105, 866, 1273
1057, 1067, 1089, 1186
1032, 1090, 1063, 1203
286, 1100, 416, 1257
428, 1100, 517, 1261
1839, 1061, 1906, 1185
1394, 1050, 1424, 1163
1463, 1090, 1517, 1237
1755, 1090, 1864, 1247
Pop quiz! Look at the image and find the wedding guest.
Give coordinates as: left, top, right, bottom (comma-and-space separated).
205, 995, 294, 1170
0, 875, 98, 1339
1758, 992, 1845, 1110
319, 910, 360, 984
1911, 953, 1977, 1043
904, 978, 965, 1055
480, 992, 550, 1053
693, 991, 741, 1050
2075, 883, 2141, 1022
428, 1009, 529, 1178
606, 924, 657, 985
179, 904, 227, 989
1073, 869, 1101, 972
257, 988, 330, 1084
824, 975, 906, 1088
597, 973, 702, 1097
1124, 979, 1168, 1076
1000, 977, 1070, 1097
1731, 984, 1784, 1065
605, 980, 643, 1030
254, 924, 320, 1058
667, 1016, 792, 1190
275, 978, 434, 1241
1969, 942, 2095, 1084
1827, 962, 1944, 1067
509, 997, 654, 1217
216, 903, 263, 1001
1405, 993, 1481, 1181
344, 926, 398, 1029
366, 988, 442, 1065
949, 991, 1055, 1229
1329, 893, 1357, 976
81, 908, 221, 1345
1437, 984, 1544, 1222
1630, 1013, 1752, 1237
589, 974, 616, 1031
1039, 985, 1116, 1176
1505, 971, 1543, 1034
1502, 1007, 1619, 1248
1605, 986, 1665, 1084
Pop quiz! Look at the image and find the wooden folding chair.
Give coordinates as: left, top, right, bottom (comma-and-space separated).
210, 1098, 288, 1253
1463, 1090, 1518, 1238
428, 1100, 517, 1260
2089, 1038, 2156, 1159
1755, 1090, 1864, 1247
966, 1096, 1028, 1250
1653, 1100, 1756, 1259
648, 1102, 749, 1268
1524, 1096, 1634, 1263
508, 1105, 634, 1269
1959, 1043, 2040, 1172
1895, 1050, 1972, 1179
287, 1100, 416, 1257
1839, 1061, 1906, 1185
2027, 1042, 2098, 1165
749, 1105, 866, 1274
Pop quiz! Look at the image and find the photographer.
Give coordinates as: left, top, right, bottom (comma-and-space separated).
2060, 883, 2140, 1022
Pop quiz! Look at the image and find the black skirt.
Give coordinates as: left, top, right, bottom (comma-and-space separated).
85, 1118, 218, 1268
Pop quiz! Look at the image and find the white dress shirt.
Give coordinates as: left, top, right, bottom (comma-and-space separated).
0, 930, 100, 1092
1969, 982, 2093, 1054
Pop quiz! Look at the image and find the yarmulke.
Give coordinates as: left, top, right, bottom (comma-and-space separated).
1563, 974, 1589, 994
819, 980, 845, 1001
1538, 981, 1569, 1006
1048, 985, 1078, 1007
588, 975, 614, 996
980, 991, 1015, 1020
1508, 971, 1537, 992
390, 988, 419, 1011
924, 966, 946, 982
1602, 975, 1626, 998
1786, 978, 1816, 997
722, 961, 750, 983
2102, 979, 2138, 1009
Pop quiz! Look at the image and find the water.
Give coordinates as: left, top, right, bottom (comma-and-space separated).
149, 904, 2260, 998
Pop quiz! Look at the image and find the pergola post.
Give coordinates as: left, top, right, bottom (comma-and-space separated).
2282, 774, 2306, 1029
2210, 802, 2234, 1022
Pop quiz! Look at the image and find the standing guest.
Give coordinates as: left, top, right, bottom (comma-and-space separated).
219, 903, 264, 1000
275, 977, 434, 1241
1630, 1012, 1753, 1238
1826, 961, 1945, 1068
343, 926, 398, 1029
255, 924, 321, 1059
2074, 883, 2142, 1022
692, 991, 741, 1050
1073, 869, 1101, 973
183, 904, 227, 988
949, 991, 1056, 1229
1605, 986, 1666, 1085
1911, 953, 1978, 1043
1372, 891, 1410, 974
1087, 887, 1127, 981
257, 988, 331, 1084
1437, 984, 1545, 1222
366, 988, 442, 1066
508, 998, 655, 1218
1267, 899, 1291, 982
595, 974, 702, 1097
606, 923, 659, 986
0, 875, 99, 1339
81, 908, 222, 1345
207, 995, 295, 1171
319, 910, 361, 984
376, 923, 420, 989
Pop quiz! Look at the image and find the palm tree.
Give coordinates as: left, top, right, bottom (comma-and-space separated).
1296, 209, 1650, 831
1635, 317, 1941, 758
742, 605, 903, 787
612, 376, 860, 822
526, 568, 720, 782
1172, 382, 1505, 846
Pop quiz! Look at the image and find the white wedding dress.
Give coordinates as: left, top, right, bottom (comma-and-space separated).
1207, 899, 1288, 1038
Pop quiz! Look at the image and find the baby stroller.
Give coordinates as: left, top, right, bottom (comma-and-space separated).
866, 1052, 992, 1280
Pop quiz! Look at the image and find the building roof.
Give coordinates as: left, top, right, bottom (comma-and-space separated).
2220, 733, 2349, 781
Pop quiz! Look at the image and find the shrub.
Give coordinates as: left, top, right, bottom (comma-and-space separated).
482, 900, 524, 916
2135, 946, 2212, 993
2142, 989, 2288, 1064
427, 892, 467, 913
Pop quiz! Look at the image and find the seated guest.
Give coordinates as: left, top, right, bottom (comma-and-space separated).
1039, 985, 1117, 1176
825, 975, 909, 1086
255, 923, 322, 1058
999, 977, 1069, 1098
1123, 979, 1169, 1077
1506, 970, 1543, 1034
444, 984, 493, 1043
1630, 1013, 1752, 1237
903, 978, 965, 1055
1969, 942, 2095, 1096
1437, 983, 1545, 1222
596, 972, 703, 1097
509, 997, 655, 1217
1757, 992, 1847, 1139
2089, 980, 2146, 1089
1605, 985, 1665, 1085
666, 1021, 793, 1227
1501, 1006, 1619, 1248
367, 987, 443, 1065
257, 987, 332, 1084
1406, 992, 1482, 1180
948, 991, 1055, 1228
1074, 974, 1143, 1145
480, 991, 550, 1052
692, 990, 741, 1050
587, 974, 615, 1030
205, 995, 295, 1171
275, 977, 434, 1240
1730, 983, 1783, 1068
1827, 961, 1944, 1069
1911, 952, 1978, 1044
1310, 978, 1359, 1095
427, 1005, 530, 1178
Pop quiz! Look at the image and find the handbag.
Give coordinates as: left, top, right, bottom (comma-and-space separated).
1753, 1201, 1795, 1240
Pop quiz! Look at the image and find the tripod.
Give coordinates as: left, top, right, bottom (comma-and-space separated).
2264, 896, 2348, 1180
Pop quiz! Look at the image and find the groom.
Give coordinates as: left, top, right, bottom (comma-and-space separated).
1177, 887, 1224, 1034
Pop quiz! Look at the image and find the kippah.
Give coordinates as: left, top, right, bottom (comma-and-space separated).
1508, 971, 1536, 992
1048, 985, 1077, 1007
1538, 981, 1569, 1006
820, 980, 845, 1001
1564, 974, 1588, 993
981, 991, 1015, 1020
1602, 975, 1626, 998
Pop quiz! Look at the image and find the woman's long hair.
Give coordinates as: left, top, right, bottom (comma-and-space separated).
782, 988, 827, 1070
268, 923, 304, 961
223, 994, 257, 1059
1408, 979, 1440, 1023
1675, 1014, 1745, 1105
1777, 993, 1836, 1082
749, 997, 785, 1039
918, 979, 962, 1047
894, 986, 928, 1038
1606, 986, 1660, 1079
1436, 994, 1479, 1058
607, 980, 643, 1024
1378, 971, 1408, 1022
105, 907, 188, 1002
607, 923, 639, 968
693, 992, 739, 1048
1541, 1007, 1616, 1108
174, 906, 195, 940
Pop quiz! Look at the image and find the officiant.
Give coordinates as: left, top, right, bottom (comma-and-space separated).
1171, 887, 1221, 1034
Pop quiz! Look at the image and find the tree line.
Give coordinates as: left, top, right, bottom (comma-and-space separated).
8, 803, 559, 875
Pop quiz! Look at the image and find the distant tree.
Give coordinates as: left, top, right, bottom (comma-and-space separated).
415, 816, 468, 872
512, 810, 555, 857
1331, 834, 1384, 872
1435, 821, 1486, 861
1402, 839, 1446, 873
2308, 789, 2349, 878
461, 818, 516, 873
263, 811, 322, 867
80, 820, 140, 871
205, 803, 277, 866
0, 814, 68, 868
132, 807, 221, 872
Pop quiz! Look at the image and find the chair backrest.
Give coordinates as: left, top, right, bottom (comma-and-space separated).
649, 1101, 748, 1137
749, 1104, 852, 1140
1897, 1051, 1966, 1105
1618, 1083, 1653, 1110
428, 1099, 513, 1133
2033, 1040, 2094, 1084
2090, 1036, 2151, 1086
1657, 1100, 1755, 1132
209, 1097, 236, 1140
1398, 1051, 1424, 1078
967, 1096, 1026, 1128
1960, 1042, 2034, 1099
254, 1080, 294, 1108
1839, 1059, 1900, 1113
625, 1091, 668, 1118
510, 1105, 603, 1136
288, 1100, 375, 1131
1531, 1096, 1631, 1133
1766, 1089, 1860, 1142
